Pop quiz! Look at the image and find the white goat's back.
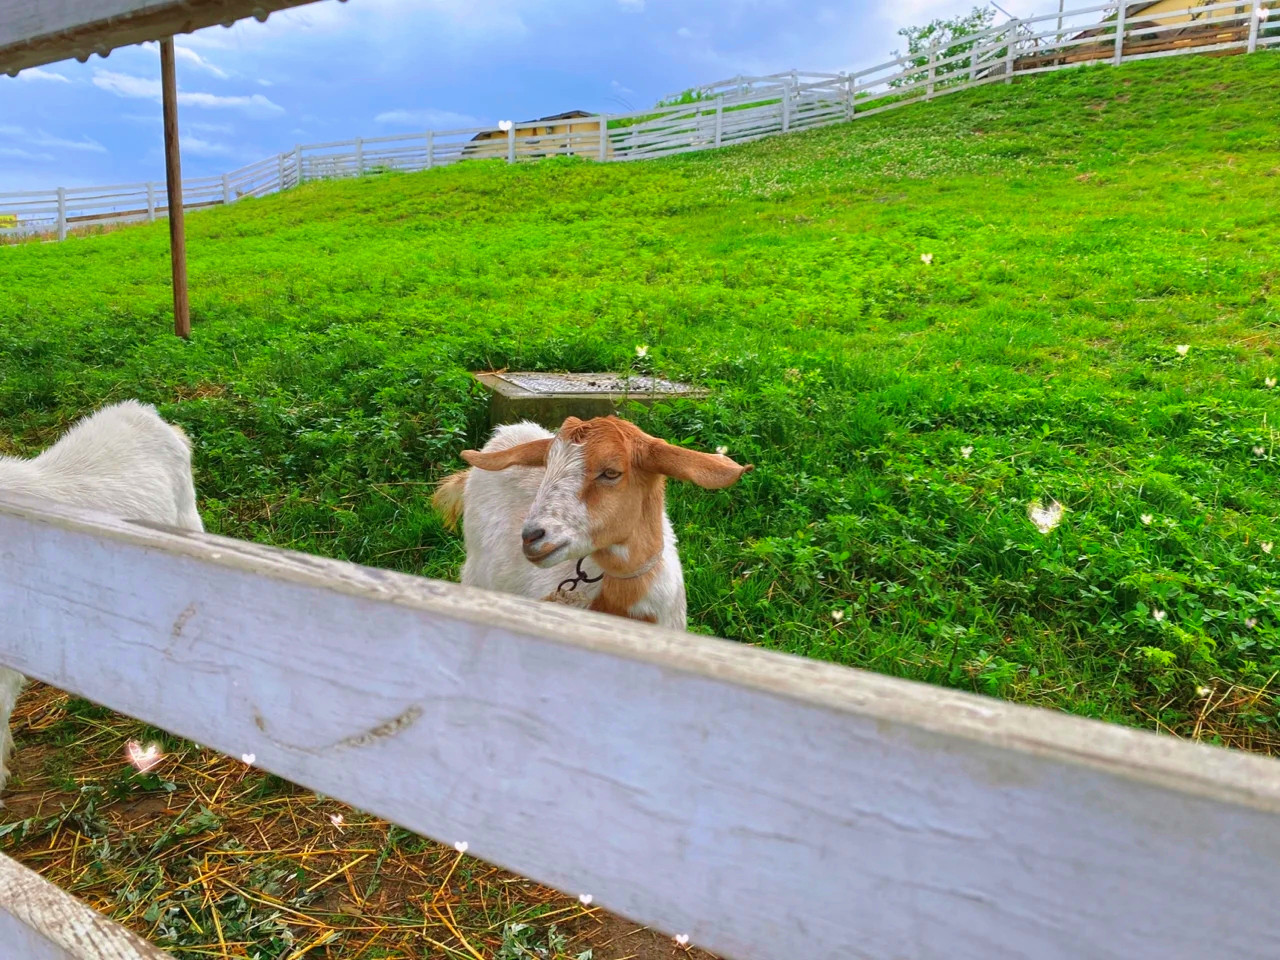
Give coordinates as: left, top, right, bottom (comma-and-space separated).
0, 400, 203, 531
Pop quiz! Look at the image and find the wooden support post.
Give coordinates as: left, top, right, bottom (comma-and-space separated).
927, 42, 937, 99
1114, 2, 1127, 65
598, 116, 608, 161
221, 172, 231, 204
294, 144, 303, 184
55, 186, 66, 241
355, 136, 364, 176
714, 99, 723, 147
507, 124, 516, 163
781, 80, 791, 132
970, 40, 981, 83
146, 181, 156, 222
277, 152, 286, 191
1248, 0, 1262, 53
159, 37, 189, 339
426, 130, 434, 170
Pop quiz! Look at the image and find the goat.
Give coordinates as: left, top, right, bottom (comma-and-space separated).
433, 416, 752, 630
0, 400, 204, 796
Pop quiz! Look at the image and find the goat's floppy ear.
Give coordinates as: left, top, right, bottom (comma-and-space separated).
640, 440, 753, 489
462, 438, 552, 471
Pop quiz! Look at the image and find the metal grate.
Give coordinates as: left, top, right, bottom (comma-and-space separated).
499, 372, 696, 395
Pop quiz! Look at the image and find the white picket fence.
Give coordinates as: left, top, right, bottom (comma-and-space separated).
1, 0, 1277, 240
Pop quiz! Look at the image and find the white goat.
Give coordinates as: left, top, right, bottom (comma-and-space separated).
433, 416, 751, 630
0, 400, 204, 796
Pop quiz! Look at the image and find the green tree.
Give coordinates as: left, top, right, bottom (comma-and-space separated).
890, 6, 998, 89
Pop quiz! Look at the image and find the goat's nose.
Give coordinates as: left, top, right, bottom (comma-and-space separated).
522, 525, 546, 547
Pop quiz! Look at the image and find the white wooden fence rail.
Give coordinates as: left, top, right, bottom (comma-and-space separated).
4, 493, 1280, 959
3, 0, 1277, 239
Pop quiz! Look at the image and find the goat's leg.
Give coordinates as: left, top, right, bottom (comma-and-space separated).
0, 666, 25, 799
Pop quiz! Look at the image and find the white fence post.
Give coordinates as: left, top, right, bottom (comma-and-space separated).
355, 137, 364, 176
426, 130, 434, 170
1005, 22, 1018, 83
507, 124, 516, 163
55, 186, 66, 241
970, 40, 981, 83
927, 41, 938, 100
1248, 0, 1262, 53
222, 172, 231, 205
146, 181, 156, 222
714, 99, 723, 147
294, 144, 303, 185
599, 115, 609, 161
1114, 2, 1127, 65
781, 79, 791, 132
843, 73, 853, 120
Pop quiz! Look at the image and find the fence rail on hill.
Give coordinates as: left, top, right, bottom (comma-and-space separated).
1, 0, 1277, 241
6, 492, 1280, 960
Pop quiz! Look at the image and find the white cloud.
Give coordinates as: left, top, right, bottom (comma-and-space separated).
0, 146, 55, 161
189, 121, 234, 135
256, 78, 274, 87
617, 0, 645, 10
183, 136, 233, 157
374, 108, 482, 128
93, 70, 284, 117
18, 68, 71, 84
0, 124, 106, 153
174, 45, 230, 79
676, 26, 695, 38
610, 80, 634, 95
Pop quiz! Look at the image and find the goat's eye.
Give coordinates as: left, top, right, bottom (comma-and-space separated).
600, 468, 622, 482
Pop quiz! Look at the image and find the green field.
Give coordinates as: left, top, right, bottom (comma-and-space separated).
2, 50, 1280, 955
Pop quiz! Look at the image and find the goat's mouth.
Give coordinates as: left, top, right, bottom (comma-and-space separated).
523, 541, 570, 567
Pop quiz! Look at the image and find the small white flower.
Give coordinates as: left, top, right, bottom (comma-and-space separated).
1258, 4, 1268, 19
1266, 377, 1277, 389
454, 841, 469, 854
1140, 514, 1153, 526
1196, 686, 1211, 697
578, 894, 594, 905
674, 934, 690, 947
715, 445, 728, 456
1263, 542, 1273, 555
329, 813, 344, 829
831, 609, 845, 622
1176, 344, 1189, 356
125, 740, 163, 774
1028, 499, 1064, 534
1152, 609, 1166, 622
1246, 617, 1258, 629
1253, 446, 1267, 458
960, 445, 974, 459
920, 253, 933, 265
240, 753, 256, 765
635, 344, 648, 358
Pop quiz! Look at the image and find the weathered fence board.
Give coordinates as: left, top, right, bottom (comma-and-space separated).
0, 854, 168, 960
4, 493, 1280, 960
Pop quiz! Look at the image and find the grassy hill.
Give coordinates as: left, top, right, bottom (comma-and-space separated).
1, 50, 1280, 955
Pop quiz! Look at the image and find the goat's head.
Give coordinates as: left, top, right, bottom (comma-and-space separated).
462, 416, 752, 568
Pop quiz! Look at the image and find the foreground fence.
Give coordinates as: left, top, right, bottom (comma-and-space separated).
4, 492, 1280, 959
2, 0, 1277, 241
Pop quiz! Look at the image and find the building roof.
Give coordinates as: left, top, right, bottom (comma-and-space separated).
470, 110, 597, 141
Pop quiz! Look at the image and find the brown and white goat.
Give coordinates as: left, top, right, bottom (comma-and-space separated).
433, 416, 752, 630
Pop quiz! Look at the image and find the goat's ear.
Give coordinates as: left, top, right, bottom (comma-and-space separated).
640, 440, 753, 490
462, 438, 552, 471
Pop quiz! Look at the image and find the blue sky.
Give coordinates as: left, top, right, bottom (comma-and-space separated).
0, 0, 999, 192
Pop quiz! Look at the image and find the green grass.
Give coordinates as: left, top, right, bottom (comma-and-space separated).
3, 53, 1280, 746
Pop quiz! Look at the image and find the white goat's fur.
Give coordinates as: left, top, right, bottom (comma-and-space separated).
0, 400, 204, 796
456, 422, 688, 629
